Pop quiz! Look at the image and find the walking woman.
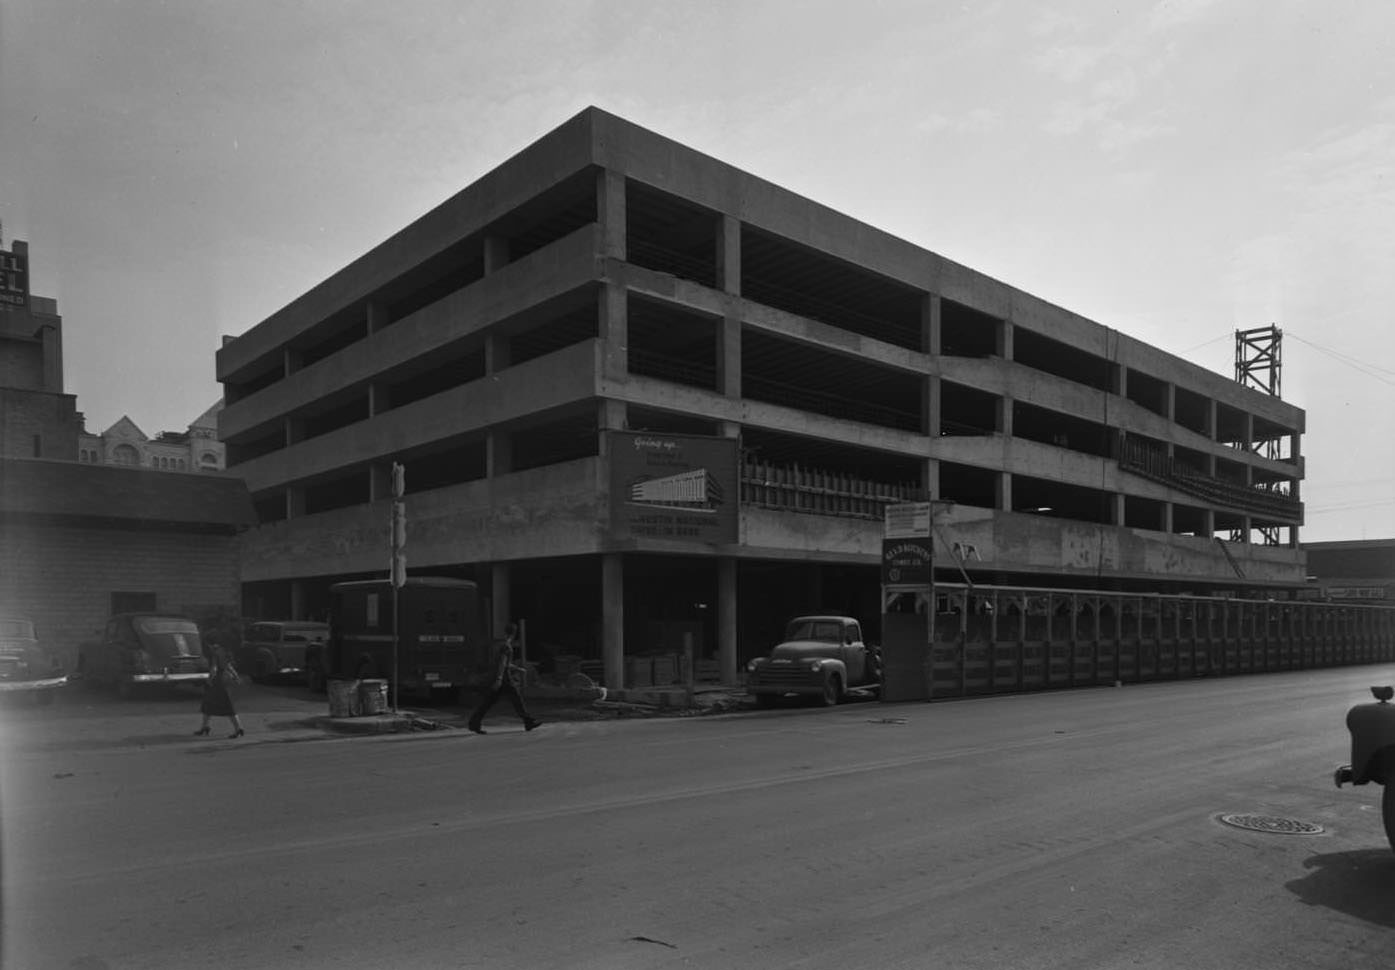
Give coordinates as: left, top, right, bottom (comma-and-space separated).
195, 643, 245, 738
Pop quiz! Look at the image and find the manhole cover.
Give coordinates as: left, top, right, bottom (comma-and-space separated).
1217, 813, 1324, 835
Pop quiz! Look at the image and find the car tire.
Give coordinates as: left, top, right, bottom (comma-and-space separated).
820, 673, 842, 707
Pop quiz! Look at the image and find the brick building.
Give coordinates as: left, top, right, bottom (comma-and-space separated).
215, 107, 1307, 688
0, 239, 252, 659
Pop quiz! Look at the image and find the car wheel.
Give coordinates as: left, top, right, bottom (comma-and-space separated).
820, 674, 842, 707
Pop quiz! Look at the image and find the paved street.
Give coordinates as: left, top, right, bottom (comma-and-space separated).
3, 666, 1394, 970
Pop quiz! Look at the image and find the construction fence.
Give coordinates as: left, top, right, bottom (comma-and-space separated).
904, 583, 1395, 699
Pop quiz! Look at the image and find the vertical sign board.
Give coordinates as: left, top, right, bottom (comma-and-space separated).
882, 501, 933, 585
609, 432, 739, 545
0, 247, 28, 310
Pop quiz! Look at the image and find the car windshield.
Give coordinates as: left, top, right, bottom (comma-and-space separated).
785, 619, 843, 642
135, 618, 199, 635
0, 620, 35, 639
283, 631, 325, 643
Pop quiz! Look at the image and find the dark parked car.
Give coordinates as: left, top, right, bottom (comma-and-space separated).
0, 615, 69, 705
76, 613, 210, 697
746, 615, 882, 707
237, 620, 329, 683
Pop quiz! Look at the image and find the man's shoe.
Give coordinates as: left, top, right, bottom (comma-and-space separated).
468, 725, 486, 735
525, 720, 541, 732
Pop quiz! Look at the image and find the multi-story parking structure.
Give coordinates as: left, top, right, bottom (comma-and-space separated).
216, 107, 1306, 689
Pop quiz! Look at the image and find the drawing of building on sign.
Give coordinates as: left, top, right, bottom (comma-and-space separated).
628, 469, 724, 511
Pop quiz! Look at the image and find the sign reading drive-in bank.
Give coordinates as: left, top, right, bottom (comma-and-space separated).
609, 432, 738, 545
882, 501, 933, 586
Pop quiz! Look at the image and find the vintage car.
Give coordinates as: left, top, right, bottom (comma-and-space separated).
236, 620, 329, 683
1333, 684, 1395, 852
75, 613, 210, 697
746, 615, 882, 707
0, 615, 69, 704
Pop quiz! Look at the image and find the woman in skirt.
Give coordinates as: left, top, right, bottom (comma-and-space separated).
195, 644, 245, 739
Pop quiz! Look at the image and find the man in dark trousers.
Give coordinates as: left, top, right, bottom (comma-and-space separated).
468, 621, 540, 734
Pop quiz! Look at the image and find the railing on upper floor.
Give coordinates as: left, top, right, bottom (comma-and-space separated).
740, 458, 924, 520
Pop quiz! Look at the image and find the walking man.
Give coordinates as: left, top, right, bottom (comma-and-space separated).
468, 621, 540, 734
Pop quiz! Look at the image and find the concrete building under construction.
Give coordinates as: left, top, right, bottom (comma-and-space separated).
215, 107, 1307, 689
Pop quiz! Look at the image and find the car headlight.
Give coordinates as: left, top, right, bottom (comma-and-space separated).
806, 659, 825, 671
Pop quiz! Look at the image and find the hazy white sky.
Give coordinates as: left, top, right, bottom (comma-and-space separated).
2, 0, 1392, 542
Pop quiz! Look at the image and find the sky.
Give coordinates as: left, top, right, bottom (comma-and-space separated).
1, 0, 1392, 543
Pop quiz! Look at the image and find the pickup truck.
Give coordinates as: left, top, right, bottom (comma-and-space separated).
746, 615, 882, 707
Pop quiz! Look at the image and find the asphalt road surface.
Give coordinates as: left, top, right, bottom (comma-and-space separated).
3, 665, 1394, 970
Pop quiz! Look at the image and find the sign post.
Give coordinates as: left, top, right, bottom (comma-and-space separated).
390, 462, 405, 713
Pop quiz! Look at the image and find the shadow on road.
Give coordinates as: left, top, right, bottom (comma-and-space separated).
1286, 848, 1395, 928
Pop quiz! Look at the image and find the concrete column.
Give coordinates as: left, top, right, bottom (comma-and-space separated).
924, 375, 941, 437
996, 472, 1012, 512
597, 398, 628, 468
602, 553, 625, 689
997, 320, 1014, 361
1113, 493, 1126, 526
366, 300, 387, 336
491, 563, 512, 639
922, 294, 942, 356
716, 214, 740, 296
922, 458, 940, 501
600, 282, 627, 383
485, 333, 511, 375
486, 431, 512, 478
284, 417, 303, 445
719, 316, 741, 397
717, 557, 738, 685
1239, 514, 1252, 543
998, 396, 1013, 436
290, 581, 306, 621
1242, 411, 1254, 453
367, 382, 381, 417
1162, 502, 1174, 533
1207, 400, 1218, 440
483, 235, 510, 275
1166, 383, 1177, 423
598, 169, 626, 261
283, 347, 301, 377
286, 486, 305, 520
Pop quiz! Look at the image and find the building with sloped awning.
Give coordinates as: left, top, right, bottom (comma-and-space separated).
1304, 538, 1395, 603
0, 457, 256, 666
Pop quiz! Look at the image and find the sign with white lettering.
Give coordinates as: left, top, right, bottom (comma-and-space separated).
884, 502, 932, 539
0, 248, 28, 310
609, 432, 738, 545
882, 537, 933, 585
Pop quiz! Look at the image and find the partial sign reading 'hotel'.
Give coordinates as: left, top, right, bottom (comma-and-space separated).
609, 432, 738, 545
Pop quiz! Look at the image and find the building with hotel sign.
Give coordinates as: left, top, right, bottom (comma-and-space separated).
215, 108, 1308, 689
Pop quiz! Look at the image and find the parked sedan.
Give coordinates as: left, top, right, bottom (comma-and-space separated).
0, 615, 69, 704
237, 620, 329, 683
76, 613, 210, 697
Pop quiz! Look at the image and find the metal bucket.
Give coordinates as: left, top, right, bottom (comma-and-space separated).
359, 679, 389, 715
327, 678, 360, 717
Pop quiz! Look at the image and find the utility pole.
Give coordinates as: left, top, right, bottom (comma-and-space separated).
390, 462, 406, 713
